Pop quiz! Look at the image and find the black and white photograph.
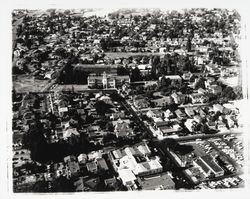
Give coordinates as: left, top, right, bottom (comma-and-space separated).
1, 0, 250, 197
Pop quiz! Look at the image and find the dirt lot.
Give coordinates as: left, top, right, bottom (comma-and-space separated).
50, 84, 89, 92
13, 74, 51, 93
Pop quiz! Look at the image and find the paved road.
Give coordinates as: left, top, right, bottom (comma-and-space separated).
176, 131, 242, 142
120, 100, 155, 140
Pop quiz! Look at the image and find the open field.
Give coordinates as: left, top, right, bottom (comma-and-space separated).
50, 84, 89, 92
13, 75, 51, 93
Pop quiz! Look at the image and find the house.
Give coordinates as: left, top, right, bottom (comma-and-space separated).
58, 107, 68, 117
159, 75, 182, 84
207, 120, 217, 130
223, 103, 239, 115
64, 155, 77, 163
67, 161, 80, 176
44, 70, 57, 79
133, 96, 150, 109
146, 109, 163, 119
22, 111, 35, 125
153, 121, 182, 139
225, 115, 236, 128
13, 149, 32, 168
114, 120, 133, 138
137, 173, 175, 190
216, 120, 227, 130
87, 150, 103, 161
84, 177, 100, 190
189, 93, 208, 104
197, 107, 207, 117
193, 115, 202, 123
104, 177, 119, 190
213, 104, 224, 113
74, 177, 89, 192
78, 154, 88, 164
164, 109, 175, 119
110, 111, 126, 120
187, 118, 200, 132
175, 109, 187, 119
87, 125, 105, 139
205, 77, 216, 88
63, 128, 80, 140
197, 88, 206, 94
171, 92, 185, 104
157, 125, 182, 139
151, 96, 173, 107
209, 85, 222, 94
96, 158, 109, 171
184, 107, 195, 117
54, 162, 69, 178
182, 72, 193, 81
61, 120, 70, 129
86, 161, 98, 173
99, 95, 112, 104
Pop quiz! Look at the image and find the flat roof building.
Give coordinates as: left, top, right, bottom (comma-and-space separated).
138, 173, 175, 190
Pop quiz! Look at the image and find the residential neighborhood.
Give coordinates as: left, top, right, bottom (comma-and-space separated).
11, 8, 245, 192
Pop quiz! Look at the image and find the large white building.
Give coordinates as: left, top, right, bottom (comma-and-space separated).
87, 72, 130, 89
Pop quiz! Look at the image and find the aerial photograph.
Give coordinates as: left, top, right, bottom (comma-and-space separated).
11, 8, 245, 192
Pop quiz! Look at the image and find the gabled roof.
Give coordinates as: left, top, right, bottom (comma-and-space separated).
63, 128, 80, 139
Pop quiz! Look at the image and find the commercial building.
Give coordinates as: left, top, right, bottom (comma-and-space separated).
137, 173, 175, 190
194, 155, 224, 178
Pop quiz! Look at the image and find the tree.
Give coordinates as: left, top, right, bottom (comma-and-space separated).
175, 144, 194, 155
194, 77, 206, 90
200, 123, 210, 134
151, 56, 160, 79
33, 180, 49, 192
52, 176, 75, 192
160, 138, 178, 150
23, 121, 48, 163
117, 66, 129, 76
187, 37, 192, 52
94, 100, 112, 116
221, 86, 237, 100
130, 67, 142, 82
159, 76, 171, 88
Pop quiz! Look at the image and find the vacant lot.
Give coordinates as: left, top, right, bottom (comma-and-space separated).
50, 84, 89, 92
13, 74, 51, 93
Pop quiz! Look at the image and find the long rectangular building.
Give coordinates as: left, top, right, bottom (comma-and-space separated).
88, 72, 130, 89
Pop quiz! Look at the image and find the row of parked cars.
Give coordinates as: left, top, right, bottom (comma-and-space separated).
196, 176, 244, 189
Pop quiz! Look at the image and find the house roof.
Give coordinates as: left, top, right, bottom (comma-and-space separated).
63, 128, 80, 139
96, 158, 109, 170
84, 177, 100, 189
155, 121, 169, 128
68, 161, 80, 174
213, 104, 224, 111
115, 122, 132, 137
86, 161, 97, 171
111, 149, 123, 159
